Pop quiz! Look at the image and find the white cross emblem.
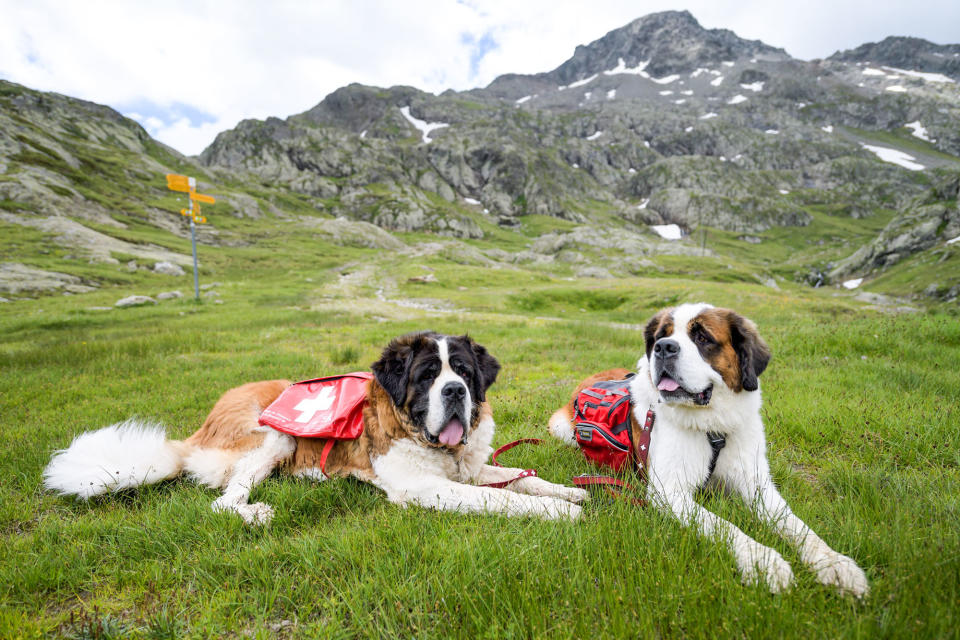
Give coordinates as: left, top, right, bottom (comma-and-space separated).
640, 444, 647, 451
293, 386, 336, 423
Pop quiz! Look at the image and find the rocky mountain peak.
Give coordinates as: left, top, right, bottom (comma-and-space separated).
548, 9, 790, 83
828, 36, 960, 80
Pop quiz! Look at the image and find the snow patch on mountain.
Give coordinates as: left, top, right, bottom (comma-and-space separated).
727, 94, 748, 104
651, 224, 682, 240
904, 121, 932, 142
400, 107, 449, 143
861, 144, 924, 170
559, 74, 598, 91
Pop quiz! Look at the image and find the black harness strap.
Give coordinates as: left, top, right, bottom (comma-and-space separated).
705, 431, 726, 483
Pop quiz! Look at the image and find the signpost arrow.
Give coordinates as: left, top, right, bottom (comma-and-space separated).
166, 174, 217, 300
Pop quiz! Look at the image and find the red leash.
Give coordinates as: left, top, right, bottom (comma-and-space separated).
480, 438, 542, 488
481, 439, 647, 506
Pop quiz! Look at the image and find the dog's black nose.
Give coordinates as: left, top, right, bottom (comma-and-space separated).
442, 382, 466, 400
654, 338, 680, 358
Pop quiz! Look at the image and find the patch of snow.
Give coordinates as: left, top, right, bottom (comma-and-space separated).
637, 198, 649, 209
885, 85, 907, 93
719, 156, 727, 162
685, 126, 694, 132
750, 58, 758, 63
699, 112, 718, 120
946, 235, 960, 245
842, 278, 863, 290
559, 74, 598, 91
861, 144, 925, 171
603, 57, 651, 76
740, 81, 764, 92
710, 75, 724, 87
399, 106, 449, 144
727, 94, 748, 105
779, 189, 790, 195
765, 129, 779, 134
690, 68, 710, 78
483, 208, 489, 214
722, 61, 735, 67
583, 91, 592, 100
733, 154, 743, 161
904, 120, 932, 142
651, 75, 680, 85
821, 125, 834, 133
607, 89, 616, 99
674, 99, 686, 104
360, 130, 367, 139
586, 131, 603, 141
659, 90, 674, 96
464, 198, 480, 205
644, 140, 651, 148
515, 95, 532, 104
681, 89, 694, 96
797, 102, 807, 108
651, 224, 682, 240
571, 163, 580, 169
882, 66, 955, 83
628, 167, 636, 174
862, 68, 886, 76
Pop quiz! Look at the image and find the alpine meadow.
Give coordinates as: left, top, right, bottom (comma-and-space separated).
1, 9, 958, 639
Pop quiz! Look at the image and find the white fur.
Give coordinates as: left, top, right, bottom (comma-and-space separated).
425, 338, 471, 438
210, 430, 296, 525
552, 303, 869, 596
43, 419, 184, 499
371, 413, 586, 520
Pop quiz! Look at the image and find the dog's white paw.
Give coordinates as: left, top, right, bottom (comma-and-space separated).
239, 502, 275, 526
812, 552, 869, 598
212, 497, 275, 526
560, 486, 590, 504
537, 496, 582, 521
740, 544, 794, 593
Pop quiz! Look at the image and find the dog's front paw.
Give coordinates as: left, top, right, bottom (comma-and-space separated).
812, 552, 869, 598
560, 486, 590, 504
537, 496, 582, 521
740, 544, 794, 593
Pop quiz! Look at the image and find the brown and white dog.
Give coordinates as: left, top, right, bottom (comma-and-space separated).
44, 332, 587, 523
549, 303, 869, 596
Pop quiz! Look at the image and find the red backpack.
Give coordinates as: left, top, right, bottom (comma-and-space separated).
259, 373, 373, 475
572, 375, 652, 474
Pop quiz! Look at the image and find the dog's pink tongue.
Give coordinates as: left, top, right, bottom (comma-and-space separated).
438, 418, 464, 446
658, 376, 680, 392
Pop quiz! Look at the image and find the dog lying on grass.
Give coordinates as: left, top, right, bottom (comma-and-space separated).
549, 303, 869, 596
44, 332, 587, 523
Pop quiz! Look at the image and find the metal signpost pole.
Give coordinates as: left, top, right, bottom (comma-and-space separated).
190, 214, 200, 300
165, 173, 215, 302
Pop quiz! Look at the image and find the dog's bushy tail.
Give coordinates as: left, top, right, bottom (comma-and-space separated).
44, 419, 188, 499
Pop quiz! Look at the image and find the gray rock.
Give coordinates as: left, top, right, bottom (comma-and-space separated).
157, 290, 183, 300
576, 266, 614, 278
153, 261, 186, 276
115, 295, 157, 308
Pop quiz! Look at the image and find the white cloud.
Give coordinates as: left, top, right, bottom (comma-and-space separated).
0, 0, 957, 155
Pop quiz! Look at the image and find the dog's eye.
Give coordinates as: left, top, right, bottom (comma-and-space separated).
694, 330, 713, 346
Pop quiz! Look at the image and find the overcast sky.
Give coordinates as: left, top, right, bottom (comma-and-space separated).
2, 0, 958, 156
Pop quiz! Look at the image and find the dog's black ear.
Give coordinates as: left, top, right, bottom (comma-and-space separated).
371, 334, 420, 407
461, 335, 500, 402
728, 312, 771, 392
643, 309, 674, 358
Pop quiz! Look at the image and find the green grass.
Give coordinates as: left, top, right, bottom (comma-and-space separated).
1, 242, 958, 638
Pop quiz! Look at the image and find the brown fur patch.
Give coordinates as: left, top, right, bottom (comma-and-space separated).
643, 308, 675, 358
690, 309, 743, 391
185, 379, 292, 451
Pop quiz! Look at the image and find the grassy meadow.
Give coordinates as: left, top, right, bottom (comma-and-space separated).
1, 217, 959, 639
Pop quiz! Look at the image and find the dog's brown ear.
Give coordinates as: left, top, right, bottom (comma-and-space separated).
372, 333, 426, 407
643, 308, 674, 358
728, 312, 771, 392
461, 335, 501, 402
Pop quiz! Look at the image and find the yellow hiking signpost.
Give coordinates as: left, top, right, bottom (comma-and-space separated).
165, 174, 215, 300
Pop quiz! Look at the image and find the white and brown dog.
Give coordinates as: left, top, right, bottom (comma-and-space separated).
44, 332, 587, 523
549, 303, 869, 596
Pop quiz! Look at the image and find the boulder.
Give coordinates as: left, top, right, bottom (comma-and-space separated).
115, 295, 157, 308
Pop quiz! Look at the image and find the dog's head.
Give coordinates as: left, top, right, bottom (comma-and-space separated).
643, 303, 770, 407
371, 332, 501, 448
